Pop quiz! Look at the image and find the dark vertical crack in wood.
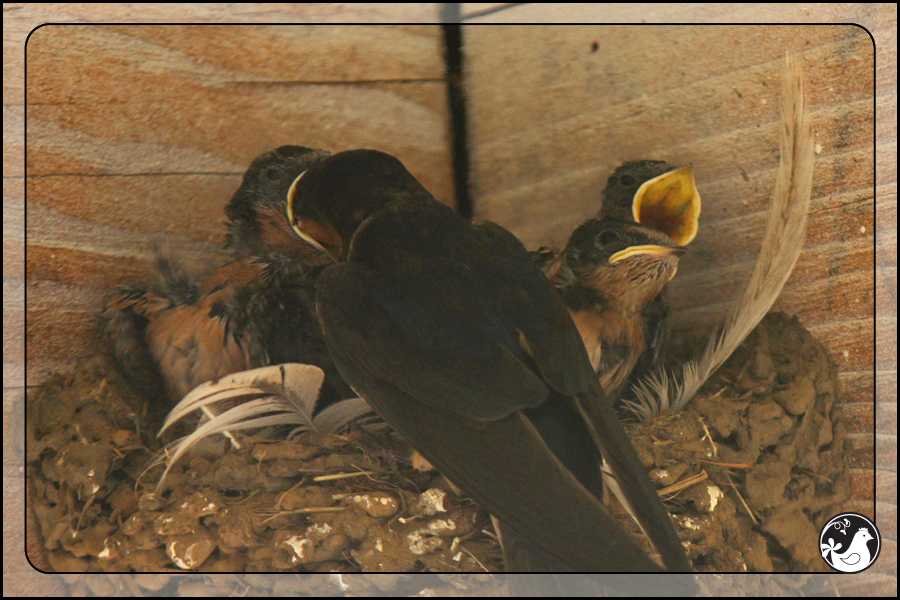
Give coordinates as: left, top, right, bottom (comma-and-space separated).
442, 16, 472, 220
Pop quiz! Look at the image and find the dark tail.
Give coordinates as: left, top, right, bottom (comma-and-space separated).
574, 385, 692, 572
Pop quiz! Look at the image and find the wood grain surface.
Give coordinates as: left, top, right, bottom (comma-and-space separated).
4, 2, 896, 592
464, 23, 883, 395
6, 7, 449, 594
463, 11, 894, 593
20, 22, 453, 384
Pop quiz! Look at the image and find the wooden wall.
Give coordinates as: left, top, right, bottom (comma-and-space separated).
7, 7, 450, 594
21, 22, 453, 384
4, 3, 895, 594
461, 10, 894, 594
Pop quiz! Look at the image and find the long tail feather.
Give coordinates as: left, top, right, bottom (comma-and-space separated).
625, 51, 815, 419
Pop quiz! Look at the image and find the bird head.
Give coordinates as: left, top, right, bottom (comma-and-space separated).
285, 149, 432, 261
225, 145, 331, 261
600, 161, 701, 246
562, 219, 686, 312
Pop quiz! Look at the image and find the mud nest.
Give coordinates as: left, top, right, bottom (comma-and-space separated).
621, 312, 852, 578
26, 312, 851, 594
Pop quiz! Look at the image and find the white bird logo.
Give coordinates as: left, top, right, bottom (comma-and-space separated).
821, 527, 874, 572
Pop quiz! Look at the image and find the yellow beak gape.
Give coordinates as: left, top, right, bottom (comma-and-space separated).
608, 244, 682, 264
632, 165, 701, 246
285, 171, 335, 260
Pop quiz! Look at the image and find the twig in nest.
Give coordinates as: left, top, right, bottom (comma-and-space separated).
699, 460, 754, 469
259, 506, 347, 525
227, 488, 261, 507
275, 478, 308, 511
799, 468, 834, 484
461, 545, 490, 573
73, 424, 89, 445
698, 417, 718, 458
73, 492, 97, 534
386, 488, 411, 533
725, 470, 758, 525
658, 469, 708, 497
456, 519, 495, 545
648, 433, 674, 445
313, 470, 376, 482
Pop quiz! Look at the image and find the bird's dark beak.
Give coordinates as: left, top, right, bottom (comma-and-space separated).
608, 244, 687, 264
286, 171, 340, 262
632, 165, 701, 246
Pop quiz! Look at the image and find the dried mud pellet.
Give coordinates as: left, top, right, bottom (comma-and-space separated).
200, 554, 247, 573
347, 492, 399, 518
650, 468, 675, 486
278, 528, 350, 565
166, 534, 216, 570
153, 512, 198, 536
112, 429, 133, 446
251, 441, 320, 461
773, 375, 816, 416
121, 511, 152, 536
413, 488, 448, 516
176, 490, 221, 518
137, 492, 166, 512
279, 485, 333, 510
682, 482, 724, 513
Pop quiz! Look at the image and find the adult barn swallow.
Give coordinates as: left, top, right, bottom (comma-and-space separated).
535, 162, 700, 399
102, 146, 352, 410
287, 149, 692, 574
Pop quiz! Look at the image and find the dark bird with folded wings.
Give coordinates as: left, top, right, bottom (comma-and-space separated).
285, 149, 693, 575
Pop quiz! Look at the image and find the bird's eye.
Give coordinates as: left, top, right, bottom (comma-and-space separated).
265, 167, 284, 181
598, 230, 620, 245
619, 174, 636, 186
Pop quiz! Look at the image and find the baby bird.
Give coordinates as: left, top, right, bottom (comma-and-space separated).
102, 145, 352, 411
553, 219, 686, 398
534, 161, 700, 399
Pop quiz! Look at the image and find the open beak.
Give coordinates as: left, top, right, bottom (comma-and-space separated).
608, 244, 687, 264
285, 171, 338, 262
632, 165, 701, 246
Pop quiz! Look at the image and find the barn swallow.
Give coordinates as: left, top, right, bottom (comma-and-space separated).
534, 161, 700, 399
102, 146, 352, 411
286, 149, 692, 575
554, 220, 686, 399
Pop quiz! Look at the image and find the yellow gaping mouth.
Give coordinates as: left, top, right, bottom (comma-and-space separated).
632, 165, 701, 246
285, 170, 336, 260
608, 244, 685, 264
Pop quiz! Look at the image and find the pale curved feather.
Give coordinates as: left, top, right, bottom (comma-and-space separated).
154, 363, 382, 490
624, 52, 815, 420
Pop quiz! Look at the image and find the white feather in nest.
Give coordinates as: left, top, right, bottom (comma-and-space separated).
623, 52, 816, 421
153, 363, 378, 489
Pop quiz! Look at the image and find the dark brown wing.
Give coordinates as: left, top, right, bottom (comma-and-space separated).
316, 261, 661, 572
318, 201, 690, 573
